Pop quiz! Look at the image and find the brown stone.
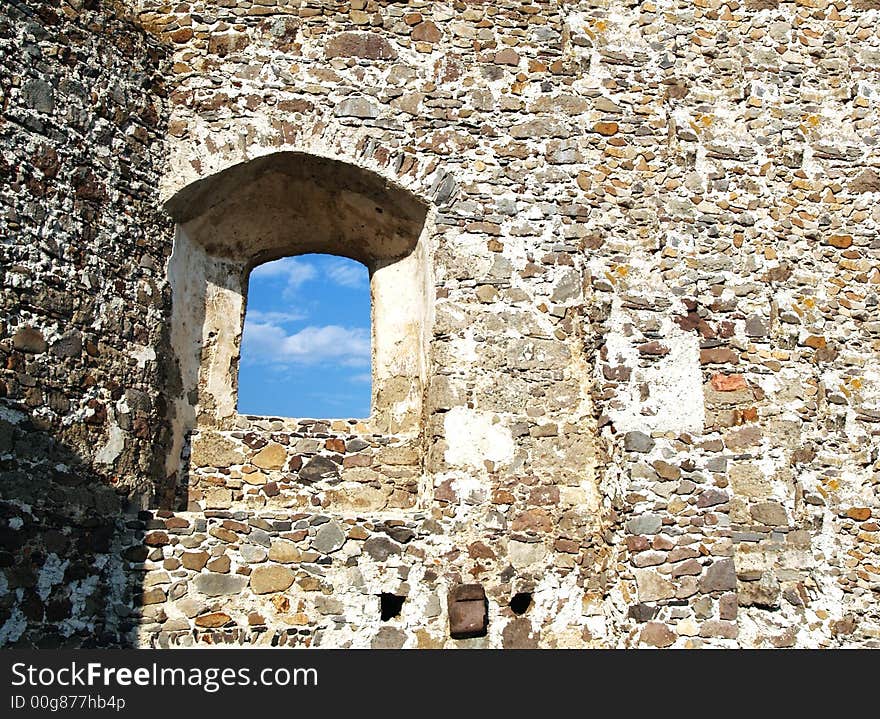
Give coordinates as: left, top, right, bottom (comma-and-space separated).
144, 531, 169, 546
411, 21, 441, 43
511, 508, 552, 533
670, 559, 702, 577
495, 48, 520, 66
268, 540, 302, 564
468, 541, 495, 559
652, 460, 681, 480
502, 617, 539, 648
209, 527, 239, 543
846, 508, 872, 521
195, 612, 231, 628
849, 168, 880, 193
724, 425, 762, 450
802, 335, 826, 349
593, 121, 619, 136
206, 555, 230, 573
252, 442, 287, 470
638, 341, 669, 356
700, 347, 740, 364
12, 327, 47, 354
324, 438, 345, 453
448, 584, 488, 639
208, 33, 248, 57
250, 565, 295, 594
181, 551, 209, 571
169, 28, 193, 43
142, 588, 166, 605
325, 32, 397, 60
825, 235, 853, 249
640, 621, 675, 647
191, 432, 242, 468
751, 501, 788, 526
699, 620, 738, 640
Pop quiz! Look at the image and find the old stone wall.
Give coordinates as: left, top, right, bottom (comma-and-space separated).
2, 0, 880, 648
0, 0, 172, 645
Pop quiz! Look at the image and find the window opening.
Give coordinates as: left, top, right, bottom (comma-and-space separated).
238, 253, 371, 419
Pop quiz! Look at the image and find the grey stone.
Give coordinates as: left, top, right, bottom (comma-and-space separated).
624, 431, 655, 453
745, 315, 768, 337
550, 269, 581, 302
192, 573, 248, 597
371, 626, 406, 649
249, 528, 271, 547
22, 79, 55, 114
313, 521, 346, 554
299, 455, 340, 483
363, 535, 401, 561
346, 438, 370, 452
334, 97, 380, 119
626, 514, 662, 535
699, 559, 736, 593
240, 544, 267, 563
51, 330, 82, 358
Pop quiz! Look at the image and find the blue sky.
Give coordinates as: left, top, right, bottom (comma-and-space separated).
238, 254, 371, 418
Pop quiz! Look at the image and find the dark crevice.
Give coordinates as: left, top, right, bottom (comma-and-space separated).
380, 593, 405, 621
510, 592, 532, 616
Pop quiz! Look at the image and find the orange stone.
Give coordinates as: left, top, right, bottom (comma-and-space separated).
195, 612, 231, 628
825, 235, 853, 249
803, 335, 826, 349
594, 121, 619, 136
711, 373, 748, 391
847, 508, 872, 521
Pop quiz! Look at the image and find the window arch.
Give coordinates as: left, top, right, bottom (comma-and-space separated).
163, 152, 432, 511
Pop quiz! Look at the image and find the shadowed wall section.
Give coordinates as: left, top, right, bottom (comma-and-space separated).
0, 0, 171, 646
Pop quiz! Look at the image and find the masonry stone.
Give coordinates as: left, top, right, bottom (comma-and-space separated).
2, 0, 877, 651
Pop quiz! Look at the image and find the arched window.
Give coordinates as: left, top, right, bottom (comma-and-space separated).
238, 253, 371, 419
164, 152, 431, 512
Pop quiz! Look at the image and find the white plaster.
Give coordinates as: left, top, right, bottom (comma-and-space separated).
603, 297, 705, 434
95, 423, 126, 466
443, 407, 515, 469
37, 553, 68, 602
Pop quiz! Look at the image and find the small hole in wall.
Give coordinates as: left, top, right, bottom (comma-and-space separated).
509, 592, 532, 616
380, 593, 405, 621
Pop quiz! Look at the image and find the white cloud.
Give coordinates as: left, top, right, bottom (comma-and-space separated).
250, 257, 317, 296
241, 321, 370, 366
348, 372, 372, 384
245, 309, 306, 325
325, 258, 369, 288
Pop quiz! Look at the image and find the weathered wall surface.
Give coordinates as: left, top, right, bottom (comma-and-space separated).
2, 0, 880, 648
0, 0, 172, 645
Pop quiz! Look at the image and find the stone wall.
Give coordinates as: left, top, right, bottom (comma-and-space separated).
2, 0, 880, 648
0, 0, 172, 645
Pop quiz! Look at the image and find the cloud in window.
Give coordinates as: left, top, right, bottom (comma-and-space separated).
242, 321, 370, 367
245, 309, 307, 325
250, 257, 317, 297
250, 255, 368, 296
325, 258, 369, 288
